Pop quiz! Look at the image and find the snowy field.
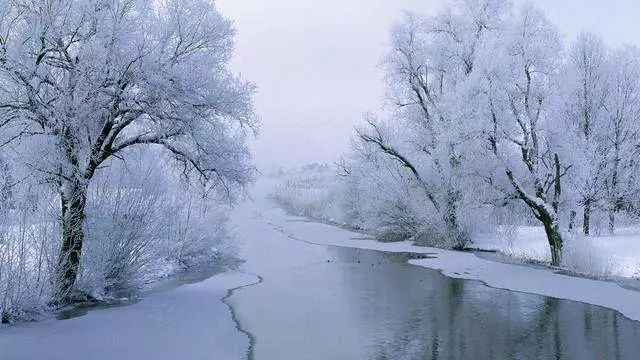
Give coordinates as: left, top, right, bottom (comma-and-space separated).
0, 271, 257, 360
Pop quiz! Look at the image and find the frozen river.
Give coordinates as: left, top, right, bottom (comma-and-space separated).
2, 185, 640, 359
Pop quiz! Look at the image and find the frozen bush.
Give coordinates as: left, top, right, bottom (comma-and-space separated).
0, 198, 58, 323
1, 152, 235, 323
562, 235, 615, 278
77, 154, 233, 297
271, 171, 344, 223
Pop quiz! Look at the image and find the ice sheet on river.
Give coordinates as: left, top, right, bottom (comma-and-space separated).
0, 272, 256, 360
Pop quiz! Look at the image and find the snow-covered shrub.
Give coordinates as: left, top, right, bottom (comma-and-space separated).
1, 152, 234, 323
0, 155, 55, 322
0, 195, 58, 323
159, 193, 231, 267
271, 169, 344, 224
77, 154, 232, 297
79, 170, 167, 294
270, 162, 480, 249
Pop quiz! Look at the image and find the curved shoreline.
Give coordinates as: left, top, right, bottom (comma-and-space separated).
263, 205, 640, 323
0, 271, 260, 359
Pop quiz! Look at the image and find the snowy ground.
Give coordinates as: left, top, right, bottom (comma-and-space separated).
474, 226, 640, 279
0, 271, 257, 360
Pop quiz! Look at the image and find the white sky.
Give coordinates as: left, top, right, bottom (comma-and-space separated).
216, 0, 640, 171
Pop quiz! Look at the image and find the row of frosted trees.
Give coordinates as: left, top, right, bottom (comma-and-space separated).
338, 0, 640, 266
0, 0, 255, 321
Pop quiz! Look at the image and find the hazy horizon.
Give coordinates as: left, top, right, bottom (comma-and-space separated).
217, 0, 640, 171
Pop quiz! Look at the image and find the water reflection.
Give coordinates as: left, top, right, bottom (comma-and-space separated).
329, 247, 640, 360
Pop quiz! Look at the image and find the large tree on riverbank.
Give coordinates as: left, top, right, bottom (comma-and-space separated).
478, 4, 569, 266
344, 0, 624, 265
342, 0, 640, 266
0, 0, 256, 302
354, 0, 509, 249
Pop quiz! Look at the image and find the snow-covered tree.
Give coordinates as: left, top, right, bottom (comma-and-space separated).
559, 33, 610, 236
269, 1, 640, 271
602, 46, 640, 234
353, 1, 510, 248
343, 2, 579, 265
479, 4, 568, 265
0, 0, 256, 302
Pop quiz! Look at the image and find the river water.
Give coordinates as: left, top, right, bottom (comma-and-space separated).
229, 209, 640, 360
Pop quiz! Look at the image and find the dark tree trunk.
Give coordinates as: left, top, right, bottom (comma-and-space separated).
547, 154, 564, 266
609, 211, 615, 235
568, 210, 576, 233
505, 153, 564, 267
542, 216, 563, 267
610, 137, 620, 235
583, 201, 591, 236
55, 182, 88, 303
526, 190, 564, 267
444, 190, 468, 250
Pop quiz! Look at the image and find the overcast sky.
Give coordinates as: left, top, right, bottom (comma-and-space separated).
216, 0, 640, 171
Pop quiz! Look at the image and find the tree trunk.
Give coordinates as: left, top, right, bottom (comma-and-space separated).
444, 190, 467, 249
506, 166, 564, 267
55, 182, 88, 303
568, 210, 576, 233
610, 136, 620, 235
542, 218, 563, 267
609, 211, 615, 235
583, 201, 591, 236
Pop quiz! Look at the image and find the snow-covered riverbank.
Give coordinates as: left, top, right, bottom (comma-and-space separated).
271, 170, 640, 281
3, 182, 640, 360
0, 272, 258, 360
262, 202, 640, 322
